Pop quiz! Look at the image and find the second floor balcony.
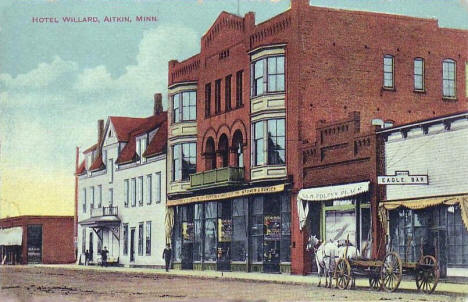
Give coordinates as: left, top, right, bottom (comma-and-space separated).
90, 206, 119, 218
189, 167, 245, 190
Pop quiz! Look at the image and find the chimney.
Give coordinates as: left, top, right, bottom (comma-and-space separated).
154, 93, 163, 115
97, 119, 104, 143
244, 12, 255, 31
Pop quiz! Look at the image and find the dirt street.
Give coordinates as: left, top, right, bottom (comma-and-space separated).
0, 266, 466, 302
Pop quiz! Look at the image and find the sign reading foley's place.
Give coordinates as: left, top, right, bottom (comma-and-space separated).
378, 171, 428, 185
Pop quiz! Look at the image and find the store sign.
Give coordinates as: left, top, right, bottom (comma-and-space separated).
298, 181, 369, 202
167, 184, 284, 206
378, 171, 428, 185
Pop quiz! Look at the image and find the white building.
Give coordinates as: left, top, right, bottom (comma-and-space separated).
379, 111, 468, 277
77, 95, 168, 267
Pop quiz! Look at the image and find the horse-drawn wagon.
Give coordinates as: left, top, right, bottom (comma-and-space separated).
333, 237, 440, 293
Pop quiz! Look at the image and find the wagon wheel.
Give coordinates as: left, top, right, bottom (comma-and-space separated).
334, 257, 351, 290
416, 255, 440, 294
369, 267, 382, 291
381, 252, 402, 292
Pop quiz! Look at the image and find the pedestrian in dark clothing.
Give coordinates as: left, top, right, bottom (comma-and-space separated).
162, 244, 172, 272
101, 247, 108, 267
84, 250, 89, 266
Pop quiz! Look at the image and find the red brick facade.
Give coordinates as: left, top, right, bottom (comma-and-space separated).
0, 216, 75, 264
168, 0, 467, 274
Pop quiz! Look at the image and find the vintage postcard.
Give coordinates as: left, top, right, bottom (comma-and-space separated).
1, 0, 468, 301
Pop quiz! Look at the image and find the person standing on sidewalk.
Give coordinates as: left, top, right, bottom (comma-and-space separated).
162, 244, 172, 272
84, 250, 89, 266
101, 247, 108, 267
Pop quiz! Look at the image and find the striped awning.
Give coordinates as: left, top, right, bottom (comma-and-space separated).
379, 194, 468, 232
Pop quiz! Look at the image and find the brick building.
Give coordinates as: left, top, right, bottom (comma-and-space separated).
0, 216, 74, 264
166, 0, 468, 274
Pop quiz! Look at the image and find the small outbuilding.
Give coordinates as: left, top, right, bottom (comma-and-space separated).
0, 216, 75, 265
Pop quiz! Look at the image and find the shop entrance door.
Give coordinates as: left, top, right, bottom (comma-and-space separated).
432, 229, 447, 278
130, 228, 135, 262
263, 215, 281, 273
27, 225, 42, 264
181, 242, 193, 269
89, 232, 94, 262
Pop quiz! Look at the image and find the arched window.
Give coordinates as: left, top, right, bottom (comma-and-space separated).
232, 130, 244, 168
205, 137, 216, 170
218, 134, 229, 168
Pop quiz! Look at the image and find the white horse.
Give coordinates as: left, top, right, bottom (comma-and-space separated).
307, 235, 339, 288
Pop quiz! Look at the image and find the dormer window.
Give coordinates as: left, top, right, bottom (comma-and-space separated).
136, 135, 147, 163
108, 130, 112, 138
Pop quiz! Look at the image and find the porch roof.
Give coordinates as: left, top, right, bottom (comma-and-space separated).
78, 216, 121, 227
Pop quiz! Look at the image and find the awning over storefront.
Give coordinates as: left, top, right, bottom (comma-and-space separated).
296, 181, 370, 231
78, 216, 121, 228
166, 184, 284, 206
379, 194, 468, 231
0, 227, 23, 246
165, 207, 174, 245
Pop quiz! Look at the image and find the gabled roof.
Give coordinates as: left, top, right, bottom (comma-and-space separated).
76, 160, 86, 175
109, 116, 148, 142
116, 113, 168, 164
143, 120, 168, 158
89, 155, 104, 172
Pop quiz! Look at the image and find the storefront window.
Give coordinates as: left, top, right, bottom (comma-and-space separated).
193, 204, 203, 262
204, 202, 217, 262
232, 198, 248, 262
325, 210, 356, 244
264, 196, 281, 265
181, 205, 194, 268
217, 200, 232, 263
250, 196, 264, 263
448, 205, 468, 266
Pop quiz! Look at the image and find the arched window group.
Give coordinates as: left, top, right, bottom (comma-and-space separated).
205, 130, 244, 170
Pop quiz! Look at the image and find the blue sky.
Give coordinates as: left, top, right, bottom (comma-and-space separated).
0, 0, 467, 217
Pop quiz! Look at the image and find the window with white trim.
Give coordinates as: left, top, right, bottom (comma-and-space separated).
97, 185, 102, 208
138, 176, 144, 206
443, 59, 456, 98
383, 55, 394, 89
82, 188, 87, 213
172, 91, 196, 123
155, 172, 161, 203
90, 186, 95, 209
253, 118, 286, 166
146, 221, 151, 255
172, 143, 196, 181
146, 174, 152, 205
108, 159, 113, 183
251, 55, 285, 97
124, 179, 129, 207
414, 58, 424, 91
131, 178, 136, 207
108, 188, 113, 206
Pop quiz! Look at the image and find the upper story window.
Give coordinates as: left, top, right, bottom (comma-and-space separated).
383, 55, 394, 89
236, 70, 243, 108
172, 91, 196, 123
136, 136, 147, 163
414, 58, 424, 91
205, 83, 211, 118
443, 59, 456, 98
107, 158, 113, 183
82, 188, 87, 213
225, 75, 232, 112
172, 142, 196, 181
215, 79, 221, 114
108, 188, 113, 206
97, 185, 102, 208
251, 56, 285, 97
124, 179, 129, 208
253, 118, 286, 166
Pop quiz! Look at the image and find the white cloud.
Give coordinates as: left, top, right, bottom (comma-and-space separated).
0, 23, 199, 174
0, 56, 78, 89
